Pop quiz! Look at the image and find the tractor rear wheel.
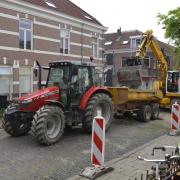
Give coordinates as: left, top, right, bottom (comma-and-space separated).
31, 105, 65, 145
137, 105, 152, 122
83, 93, 113, 133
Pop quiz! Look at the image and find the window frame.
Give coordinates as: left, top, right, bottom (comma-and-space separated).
130, 35, 142, 49
92, 36, 98, 58
19, 18, 33, 50
60, 29, 70, 54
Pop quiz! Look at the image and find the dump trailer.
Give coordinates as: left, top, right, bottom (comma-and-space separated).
108, 87, 163, 121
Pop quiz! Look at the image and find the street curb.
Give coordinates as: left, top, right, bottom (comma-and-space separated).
67, 134, 167, 180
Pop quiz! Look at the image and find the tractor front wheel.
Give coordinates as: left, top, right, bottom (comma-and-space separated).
2, 118, 31, 137
31, 105, 65, 145
83, 93, 113, 133
2, 107, 32, 137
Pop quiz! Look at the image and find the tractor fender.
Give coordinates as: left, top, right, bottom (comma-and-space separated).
79, 86, 112, 110
45, 100, 64, 109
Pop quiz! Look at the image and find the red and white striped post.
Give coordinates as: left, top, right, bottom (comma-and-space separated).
170, 102, 180, 136
80, 111, 113, 179
91, 112, 105, 166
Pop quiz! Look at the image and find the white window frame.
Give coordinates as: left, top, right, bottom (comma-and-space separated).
92, 37, 98, 58
60, 29, 70, 54
130, 35, 142, 49
0, 66, 13, 97
19, 18, 33, 50
19, 66, 33, 95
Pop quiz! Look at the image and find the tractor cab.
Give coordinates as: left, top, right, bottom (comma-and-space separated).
46, 61, 101, 107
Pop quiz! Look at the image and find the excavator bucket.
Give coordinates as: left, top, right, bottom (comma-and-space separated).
117, 68, 142, 89
117, 57, 143, 89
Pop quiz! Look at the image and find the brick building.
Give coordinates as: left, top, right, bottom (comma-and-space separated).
104, 29, 175, 89
0, 0, 106, 99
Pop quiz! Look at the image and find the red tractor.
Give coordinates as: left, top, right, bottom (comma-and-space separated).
2, 61, 113, 145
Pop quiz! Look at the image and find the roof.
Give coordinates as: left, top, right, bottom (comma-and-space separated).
21, 0, 102, 26
105, 29, 174, 52
105, 30, 143, 49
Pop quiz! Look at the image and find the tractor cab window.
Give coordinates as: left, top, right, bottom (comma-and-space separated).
167, 72, 180, 93
93, 68, 103, 86
71, 66, 92, 93
47, 66, 69, 89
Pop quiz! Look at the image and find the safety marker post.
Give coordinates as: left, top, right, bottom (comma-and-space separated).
80, 110, 113, 179
169, 102, 180, 136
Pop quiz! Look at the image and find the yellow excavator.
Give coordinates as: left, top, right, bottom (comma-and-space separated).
136, 30, 180, 108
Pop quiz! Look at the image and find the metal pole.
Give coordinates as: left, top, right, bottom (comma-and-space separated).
81, 23, 84, 64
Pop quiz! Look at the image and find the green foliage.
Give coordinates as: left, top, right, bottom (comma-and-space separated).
157, 7, 180, 68
157, 7, 180, 46
174, 47, 180, 69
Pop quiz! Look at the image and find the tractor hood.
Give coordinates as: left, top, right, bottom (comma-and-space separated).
18, 86, 60, 111
19, 86, 59, 102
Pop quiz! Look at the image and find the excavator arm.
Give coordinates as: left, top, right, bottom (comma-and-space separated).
136, 30, 168, 90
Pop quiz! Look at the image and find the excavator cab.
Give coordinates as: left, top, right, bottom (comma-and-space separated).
167, 71, 180, 93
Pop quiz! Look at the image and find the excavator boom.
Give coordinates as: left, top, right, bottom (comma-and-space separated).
136, 30, 168, 89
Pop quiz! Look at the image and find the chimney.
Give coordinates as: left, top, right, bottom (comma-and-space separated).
117, 27, 121, 36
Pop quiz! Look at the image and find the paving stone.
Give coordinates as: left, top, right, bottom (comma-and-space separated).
69, 135, 180, 180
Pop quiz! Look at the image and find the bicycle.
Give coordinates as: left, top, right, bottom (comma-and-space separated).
137, 146, 180, 180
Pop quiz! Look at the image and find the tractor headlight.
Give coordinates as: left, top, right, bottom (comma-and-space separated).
21, 99, 32, 104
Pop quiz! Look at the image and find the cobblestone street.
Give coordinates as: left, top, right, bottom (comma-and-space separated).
0, 111, 171, 180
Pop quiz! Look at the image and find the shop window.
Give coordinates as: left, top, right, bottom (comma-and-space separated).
60, 29, 70, 54
19, 67, 32, 94
0, 67, 12, 95
19, 19, 32, 50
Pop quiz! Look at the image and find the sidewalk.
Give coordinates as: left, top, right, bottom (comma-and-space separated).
68, 134, 180, 180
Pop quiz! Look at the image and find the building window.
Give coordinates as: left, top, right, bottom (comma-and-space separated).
0, 67, 12, 95
60, 29, 70, 54
131, 38, 141, 48
19, 19, 32, 50
19, 67, 32, 94
92, 37, 98, 58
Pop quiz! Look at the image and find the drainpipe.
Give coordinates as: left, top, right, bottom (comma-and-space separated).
81, 23, 84, 64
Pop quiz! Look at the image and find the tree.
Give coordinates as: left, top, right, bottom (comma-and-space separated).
157, 7, 180, 69
157, 7, 180, 46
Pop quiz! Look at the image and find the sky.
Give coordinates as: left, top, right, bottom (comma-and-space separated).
71, 0, 180, 43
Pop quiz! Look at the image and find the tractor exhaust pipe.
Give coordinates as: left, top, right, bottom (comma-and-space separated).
34, 60, 42, 90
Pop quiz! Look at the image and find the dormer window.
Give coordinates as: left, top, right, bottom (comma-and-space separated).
130, 36, 142, 48
84, 15, 93, 20
105, 41, 112, 46
45, 0, 56, 8
121, 40, 129, 45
